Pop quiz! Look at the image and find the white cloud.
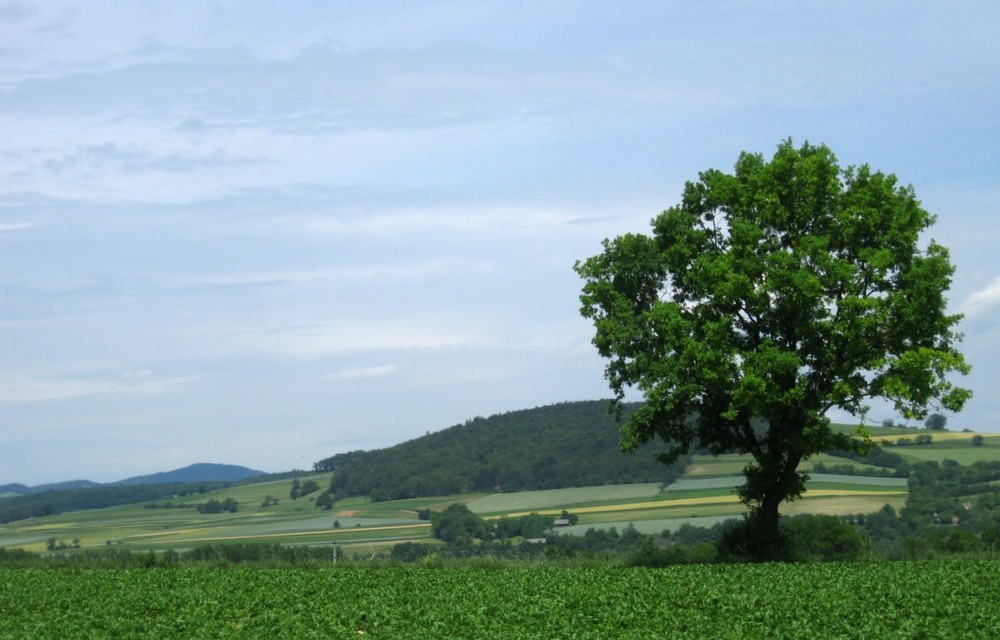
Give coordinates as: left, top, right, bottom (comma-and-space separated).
322, 364, 399, 382
960, 276, 1000, 318
233, 321, 484, 359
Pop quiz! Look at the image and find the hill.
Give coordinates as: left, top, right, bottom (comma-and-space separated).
0, 480, 100, 498
316, 400, 688, 501
0, 464, 264, 524
113, 463, 264, 486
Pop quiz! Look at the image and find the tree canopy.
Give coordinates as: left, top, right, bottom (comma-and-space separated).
575, 139, 971, 558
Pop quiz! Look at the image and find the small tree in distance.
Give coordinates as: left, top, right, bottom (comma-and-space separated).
925, 413, 948, 431
575, 139, 971, 560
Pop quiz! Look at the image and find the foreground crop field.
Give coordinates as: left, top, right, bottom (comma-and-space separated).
1, 561, 997, 639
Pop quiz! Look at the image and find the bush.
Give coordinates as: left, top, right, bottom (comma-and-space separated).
391, 542, 433, 562
717, 516, 793, 562
784, 514, 867, 562
926, 528, 981, 554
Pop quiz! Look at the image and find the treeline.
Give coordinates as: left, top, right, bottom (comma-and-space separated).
818, 446, 911, 478
315, 401, 689, 501
860, 459, 1000, 556
0, 482, 228, 524
0, 543, 340, 569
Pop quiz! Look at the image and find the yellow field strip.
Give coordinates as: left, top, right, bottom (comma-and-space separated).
503, 489, 905, 519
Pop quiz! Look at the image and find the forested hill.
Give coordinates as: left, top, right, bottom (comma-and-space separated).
113, 463, 264, 486
315, 400, 688, 501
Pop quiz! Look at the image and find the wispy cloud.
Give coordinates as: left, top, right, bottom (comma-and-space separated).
232, 321, 483, 359
0, 369, 191, 403
175, 259, 487, 288
322, 364, 399, 382
960, 276, 1000, 318
0, 220, 35, 232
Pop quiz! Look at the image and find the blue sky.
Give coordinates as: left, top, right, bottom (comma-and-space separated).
2, 1, 998, 485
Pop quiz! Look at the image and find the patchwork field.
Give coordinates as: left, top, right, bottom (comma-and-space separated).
1, 427, 995, 553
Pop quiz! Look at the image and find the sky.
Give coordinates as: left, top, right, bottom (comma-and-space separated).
1, 1, 999, 486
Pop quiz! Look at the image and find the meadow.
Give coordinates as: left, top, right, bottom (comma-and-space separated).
0, 561, 997, 638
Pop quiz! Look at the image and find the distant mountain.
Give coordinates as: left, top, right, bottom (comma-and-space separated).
316, 400, 689, 501
0, 464, 264, 497
0, 464, 266, 524
113, 463, 265, 486
0, 479, 100, 497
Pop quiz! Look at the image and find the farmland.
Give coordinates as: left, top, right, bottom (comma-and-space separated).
0, 469, 910, 554
4, 423, 996, 555
1, 561, 997, 638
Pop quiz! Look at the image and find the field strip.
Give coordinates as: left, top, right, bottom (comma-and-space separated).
872, 431, 991, 443
502, 489, 906, 518
131, 522, 432, 544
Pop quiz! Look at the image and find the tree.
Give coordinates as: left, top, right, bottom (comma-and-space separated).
972, 435, 985, 447
299, 479, 320, 497
925, 413, 948, 431
290, 478, 301, 501
575, 139, 971, 559
314, 491, 334, 510
430, 503, 487, 545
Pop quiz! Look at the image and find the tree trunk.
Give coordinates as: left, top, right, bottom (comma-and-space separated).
743, 450, 801, 561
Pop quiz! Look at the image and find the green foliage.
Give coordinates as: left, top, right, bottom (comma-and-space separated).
716, 516, 793, 563
299, 480, 320, 497
575, 139, 971, 555
431, 504, 488, 545
390, 541, 433, 562
0, 482, 229, 523
196, 498, 238, 514
493, 513, 553, 540
925, 413, 948, 430
314, 491, 334, 510
783, 514, 867, 561
972, 435, 985, 447
322, 401, 689, 500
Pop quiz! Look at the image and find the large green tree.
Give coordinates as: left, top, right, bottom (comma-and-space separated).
575, 140, 971, 558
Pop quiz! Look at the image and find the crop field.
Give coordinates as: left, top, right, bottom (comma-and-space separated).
467, 483, 662, 514
894, 445, 1000, 465
1, 561, 997, 639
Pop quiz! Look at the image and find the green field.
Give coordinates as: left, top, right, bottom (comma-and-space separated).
468, 483, 662, 514
1, 561, 997, 638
